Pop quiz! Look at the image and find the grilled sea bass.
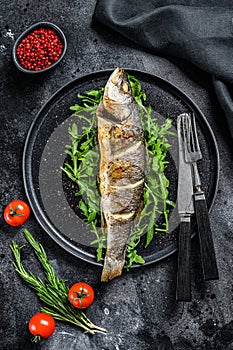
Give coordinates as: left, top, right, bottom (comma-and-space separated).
97, 67, 147, 282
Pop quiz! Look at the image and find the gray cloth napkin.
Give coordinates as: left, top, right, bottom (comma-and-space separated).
93, 0, 233, 137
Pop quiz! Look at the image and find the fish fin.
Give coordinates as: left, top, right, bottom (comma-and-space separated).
101, 211, 106, 230
133, 192, 144, 226
96, 101, 104, 118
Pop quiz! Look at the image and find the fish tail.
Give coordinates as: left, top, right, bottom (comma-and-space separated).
101, 256, 125, 282
100, 220, 131, 282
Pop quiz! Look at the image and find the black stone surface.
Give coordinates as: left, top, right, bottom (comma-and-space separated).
1, 1, 233, 349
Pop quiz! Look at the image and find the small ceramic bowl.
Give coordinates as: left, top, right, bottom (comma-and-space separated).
12, 21, 67, 74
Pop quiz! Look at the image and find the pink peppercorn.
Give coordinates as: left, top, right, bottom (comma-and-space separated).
16, 28, 63, 71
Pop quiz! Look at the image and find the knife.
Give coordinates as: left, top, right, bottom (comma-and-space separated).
176, 113, 194, 302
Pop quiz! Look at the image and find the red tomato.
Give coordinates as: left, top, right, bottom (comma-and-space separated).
4, 199, 30, 226
68, 282, 95, 309
29, 312, 56, 341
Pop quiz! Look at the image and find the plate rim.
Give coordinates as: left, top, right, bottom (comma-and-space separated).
22, 67, 220, 267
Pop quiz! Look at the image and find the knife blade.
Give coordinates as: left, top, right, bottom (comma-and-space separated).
176, 113, 194, 302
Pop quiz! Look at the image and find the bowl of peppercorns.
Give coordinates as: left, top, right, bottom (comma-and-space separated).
12, 22, 67, 74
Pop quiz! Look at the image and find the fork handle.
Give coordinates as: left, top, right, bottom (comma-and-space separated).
176, 216, 191, 302
194, 191, 219, 281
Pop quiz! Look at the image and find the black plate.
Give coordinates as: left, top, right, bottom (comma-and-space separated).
23, 69, 219, 267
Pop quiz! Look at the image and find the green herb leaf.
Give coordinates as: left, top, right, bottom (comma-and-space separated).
63, 73, 176, 267
10, 229, 107, 334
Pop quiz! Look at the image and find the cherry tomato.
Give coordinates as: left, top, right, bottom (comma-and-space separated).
29, 312, 56, 341
68, 282, 95, 309
4, 199, 30, 226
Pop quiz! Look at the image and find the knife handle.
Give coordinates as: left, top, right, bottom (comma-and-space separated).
194, 191, 219, 281
176, 217, 191, 302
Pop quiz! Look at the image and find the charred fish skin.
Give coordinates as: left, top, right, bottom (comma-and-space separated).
97, 67, 147, 282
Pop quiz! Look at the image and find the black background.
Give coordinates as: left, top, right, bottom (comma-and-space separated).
1, 1, 233, 349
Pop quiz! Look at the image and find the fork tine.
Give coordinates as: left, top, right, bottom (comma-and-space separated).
187, 115, 192, 152
181, 114, 191, 154
190, 115, 195, 152
191, 112, 201, 154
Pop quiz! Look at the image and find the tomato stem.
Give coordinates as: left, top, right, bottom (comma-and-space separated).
9, 205, 25, 217
72, 287, 90, 308
31, 335, 41, 343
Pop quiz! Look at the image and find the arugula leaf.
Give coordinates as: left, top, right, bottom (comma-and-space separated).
62, 73, 175, 267
70, 88, 104, 115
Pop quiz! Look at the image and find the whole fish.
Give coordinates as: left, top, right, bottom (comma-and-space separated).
97, 67, 147, 282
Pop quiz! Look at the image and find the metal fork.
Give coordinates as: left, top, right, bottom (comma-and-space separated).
182, 113, 219, 281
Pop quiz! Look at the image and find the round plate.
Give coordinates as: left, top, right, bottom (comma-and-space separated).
23, 69, 219, 266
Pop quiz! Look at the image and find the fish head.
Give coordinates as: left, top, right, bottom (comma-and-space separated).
103, 67, 133, 122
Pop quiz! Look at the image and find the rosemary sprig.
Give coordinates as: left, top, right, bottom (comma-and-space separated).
10, 229, 107, 334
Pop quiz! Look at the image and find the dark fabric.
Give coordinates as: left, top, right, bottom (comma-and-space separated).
93, 0, 233, 137
213, 77, 233, 138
